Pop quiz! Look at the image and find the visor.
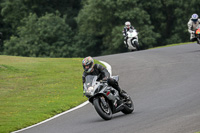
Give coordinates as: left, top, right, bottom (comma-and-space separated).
192, 19, 198, 22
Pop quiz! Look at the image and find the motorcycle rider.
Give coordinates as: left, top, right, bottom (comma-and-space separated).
187, 13, 200, 43
122, 21, 135, 47
82, 56, 129, 99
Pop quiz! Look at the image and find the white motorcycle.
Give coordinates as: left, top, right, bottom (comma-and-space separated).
124, 29, 140, 51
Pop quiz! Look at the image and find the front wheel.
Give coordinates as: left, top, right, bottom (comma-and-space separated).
93, 96, 112, 120
134, 41, 140, 50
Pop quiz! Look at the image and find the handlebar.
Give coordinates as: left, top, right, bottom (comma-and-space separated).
100, 80, 107, 83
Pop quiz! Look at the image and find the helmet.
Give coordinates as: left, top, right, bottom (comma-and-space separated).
82, 56, 94, 73
191, 13, 198, 23
125, 21, 131, 28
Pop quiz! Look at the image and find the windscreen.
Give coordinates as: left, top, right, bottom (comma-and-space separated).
85, 75, 97, 88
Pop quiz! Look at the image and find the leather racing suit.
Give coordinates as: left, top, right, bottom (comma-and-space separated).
82, 64, 127, 98
188, 18, 200, 41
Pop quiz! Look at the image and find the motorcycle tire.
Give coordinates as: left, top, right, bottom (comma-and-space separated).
134, 41, 140, 51
93, 96, 112, 120
197, 38, 200, 44
121, 95, 134, 114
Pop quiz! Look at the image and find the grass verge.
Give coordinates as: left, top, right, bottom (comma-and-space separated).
0, 55, 102, 133
150, 42, 191, 49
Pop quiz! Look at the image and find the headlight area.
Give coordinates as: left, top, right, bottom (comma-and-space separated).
86, 86, 94, 94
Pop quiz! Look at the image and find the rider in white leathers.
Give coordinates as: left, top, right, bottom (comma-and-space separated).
122, 21, 135, 47
188, 13, 200, 42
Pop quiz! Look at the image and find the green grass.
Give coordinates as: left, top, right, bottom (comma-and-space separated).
150, 42, 191, 49
0, 55, 102, 133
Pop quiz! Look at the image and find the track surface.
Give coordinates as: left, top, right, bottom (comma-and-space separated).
19, 43, 200, 133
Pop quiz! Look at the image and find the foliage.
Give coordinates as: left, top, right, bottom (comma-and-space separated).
75, 0, 160, 56
0, 0, 81, 36
1, 0, 200, 57
1, 0, 28, 34
139, 0, 200, 45
3, 12, 74, 57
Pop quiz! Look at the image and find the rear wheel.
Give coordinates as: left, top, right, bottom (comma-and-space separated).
121, 95, 134, 114
93, 96, 112, 120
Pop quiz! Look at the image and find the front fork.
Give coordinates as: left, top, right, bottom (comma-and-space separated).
100, 96, 108, 108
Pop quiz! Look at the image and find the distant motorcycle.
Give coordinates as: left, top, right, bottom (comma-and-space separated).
195, 24, 200, 44
124, 29, 140, 51
83, 75, 134, 120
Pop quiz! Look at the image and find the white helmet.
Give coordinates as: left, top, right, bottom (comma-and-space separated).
191, 13, 198, 23
125, 21, 131, 28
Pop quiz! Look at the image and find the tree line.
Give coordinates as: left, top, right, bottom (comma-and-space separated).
0, 0, 199, 57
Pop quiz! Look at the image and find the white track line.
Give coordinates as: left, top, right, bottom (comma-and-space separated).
12, 101, 89, 133
12, 60, 111, 133
99, 60, 112, 76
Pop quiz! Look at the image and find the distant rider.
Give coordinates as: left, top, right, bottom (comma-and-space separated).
82, 56, 129, 99
122, 21, 135, 47
187, 13, 200, 43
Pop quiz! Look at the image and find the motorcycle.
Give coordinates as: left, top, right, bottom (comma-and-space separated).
83, 75, 134, 120
124, 29, 140, 51
195, 24, 200, 44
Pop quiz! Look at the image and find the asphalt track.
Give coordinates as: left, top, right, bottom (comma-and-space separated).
17, 43, 200, 133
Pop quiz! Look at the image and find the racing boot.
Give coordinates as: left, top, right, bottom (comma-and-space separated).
120, 91, 129, 100
107, 78, 129, 100
116, 86, 129, 100
124, 40, 128, 48
119, 89, 132, 104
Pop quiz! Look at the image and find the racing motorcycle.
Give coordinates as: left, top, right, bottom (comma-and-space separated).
83, 75, 134, 120
195, 24, 200, 44
124, 29, 140, 51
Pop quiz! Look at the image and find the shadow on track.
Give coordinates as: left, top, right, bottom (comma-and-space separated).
86, 112, 137, 123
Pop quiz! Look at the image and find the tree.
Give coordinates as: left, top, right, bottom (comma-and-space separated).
22, 0, 81, 29
2, 0, 200, 57
0, 0, 81, 55
4, 12, 74, 57
139, 0, 198, 45
75, 0, 160, 56
1, 0, 28, 35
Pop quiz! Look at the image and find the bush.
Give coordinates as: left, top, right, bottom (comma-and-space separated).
4, 12, 74, 57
